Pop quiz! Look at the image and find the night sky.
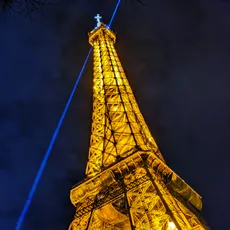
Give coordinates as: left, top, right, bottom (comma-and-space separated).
1, 0, 230, 229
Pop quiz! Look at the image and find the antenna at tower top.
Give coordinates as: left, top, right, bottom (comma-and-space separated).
94, 13, 102, 28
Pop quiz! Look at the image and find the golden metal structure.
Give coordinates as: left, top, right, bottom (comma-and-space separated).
69, 23, 209, 230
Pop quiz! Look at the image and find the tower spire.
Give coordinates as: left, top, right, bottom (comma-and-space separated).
94, 13, 103, 28
68, 18, 210, 230
87, 22, 165, 177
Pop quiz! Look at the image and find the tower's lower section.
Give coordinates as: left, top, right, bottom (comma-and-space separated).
69, 151, 209, 230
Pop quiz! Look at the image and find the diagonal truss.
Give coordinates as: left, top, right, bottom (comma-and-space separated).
86, 26, 164, 177
69, 24, 210, 230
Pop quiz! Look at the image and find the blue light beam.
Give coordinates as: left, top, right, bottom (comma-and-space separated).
15, 0, 121, 228
15, 47, 92, 230
108, 0, 121, 28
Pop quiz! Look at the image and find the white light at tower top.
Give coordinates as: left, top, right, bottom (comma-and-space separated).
94, 13, 102, 28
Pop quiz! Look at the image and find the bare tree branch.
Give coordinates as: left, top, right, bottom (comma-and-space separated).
0, 0, 54, 17
0, 0, 145, 18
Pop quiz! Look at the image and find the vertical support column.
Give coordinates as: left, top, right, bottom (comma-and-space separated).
69, 212, 92, 230
144, 165, 190, 230
120, 178, 136, 230
84, 205, 95, 230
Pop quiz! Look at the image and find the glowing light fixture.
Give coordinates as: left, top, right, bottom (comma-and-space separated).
167, 221, 177, 230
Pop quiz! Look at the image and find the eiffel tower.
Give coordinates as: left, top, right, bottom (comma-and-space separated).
68, 15, 209, 230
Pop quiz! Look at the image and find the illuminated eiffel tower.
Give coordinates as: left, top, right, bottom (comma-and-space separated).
68, 15, 209, 230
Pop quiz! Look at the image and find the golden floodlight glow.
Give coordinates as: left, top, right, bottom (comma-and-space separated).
167, 221, 177, 230
68, 20, 210, 230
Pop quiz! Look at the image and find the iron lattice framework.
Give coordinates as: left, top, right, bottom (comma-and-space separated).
69, 23, 209, 230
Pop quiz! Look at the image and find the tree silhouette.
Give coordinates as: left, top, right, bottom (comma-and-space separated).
0, 0, 51, 17
0, 0, 145, 16
0, 0, 145, 17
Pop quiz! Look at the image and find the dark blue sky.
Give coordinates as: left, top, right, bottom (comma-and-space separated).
1, 0, 230, 229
